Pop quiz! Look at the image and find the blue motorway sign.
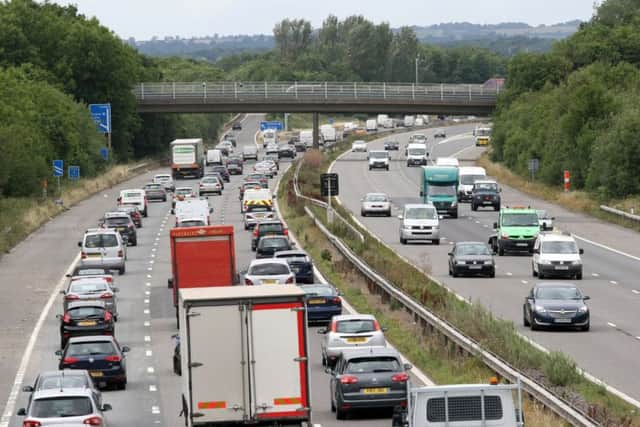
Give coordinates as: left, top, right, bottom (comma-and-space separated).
89, 103, 112, 134
100, 147, 109, 161
259, 121, 283, 131
68, 166, 80, 180
53, 160, 63, 177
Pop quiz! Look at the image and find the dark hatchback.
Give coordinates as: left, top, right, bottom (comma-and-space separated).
56, 335, 130, 389
143, 183, 167, 202
384, 140, 399, 150
251, 220, 288, 251
278, 144, 296, 158
256, 236, 292, 259
226, 158, 243, 175
274, 250, 314, 284
329, 348, 410, 420
100, 213, 137, 246
523, 282, 590, 331
210, 165, 230, 182
299, 283, 342, 323
58, 301, 114, 348
116, 205, 142, 228
448, 242, 495, 278
470, 181, 501, 211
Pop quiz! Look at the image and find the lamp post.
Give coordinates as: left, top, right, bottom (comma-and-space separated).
415, 55, 420, 84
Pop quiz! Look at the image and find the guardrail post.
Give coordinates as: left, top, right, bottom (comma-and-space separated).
325, 81, 328, 100
354, 82, 357, 99
140, 83, 144, 100
383, 82, 386, 99
440, 83, 444, 101
468, 84, 472, 101
203, 82, 207, 100
412, 83, 415, 100
172, 82, 176, 99
264, 81, 268, 99
295, 81, 298, 99
234, 82, 238, 99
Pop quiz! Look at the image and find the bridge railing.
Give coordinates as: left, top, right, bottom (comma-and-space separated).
133, 81, 499, 104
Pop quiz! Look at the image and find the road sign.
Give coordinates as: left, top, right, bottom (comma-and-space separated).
321, 173, 339, 197
329, 117, 334, 124
68, 166, 80, 180
528, 158, 539, 172
53, 160, 63, 177
100, 147, 109, 161
89, 103, 112, 134
259, 121, 283, 131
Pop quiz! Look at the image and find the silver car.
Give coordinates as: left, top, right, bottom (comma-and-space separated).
398, 203, 440, 245
361, 193, 391, 217
242, 145, 258, 161
199, 176, 222, 196
62, 278, 119, 320
17, 387, 111, 426
254, 161, 276, 178
78, 229, 126, 275
244, 259, 295, 286
22, 370, 102, 408
351, 140, 367, 152
319, 314, 387, 367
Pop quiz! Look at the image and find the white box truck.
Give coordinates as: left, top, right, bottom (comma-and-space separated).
320, 124, 336, 144
171, 138, 205, 179
377, 114, 389, 126
366, 119, 378, 132
179, 286, 311, 427
300, 130, 314, 148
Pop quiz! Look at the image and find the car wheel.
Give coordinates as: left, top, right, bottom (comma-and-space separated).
489, 269, 495, 278
163, 197, 167, 202
433, 239, 440, 245
498, 246, 504, 256
523, 309, 530, 327
538, 267, 544, 280
143, 210, 148, 218
117, 380, 126, 390
361, 211, 366, 217
471, 204, 477, 211
387, 210, 391, 217
495, 204, 501, 211
119, 266, 125, 275
532, 265, 538, 277
530, 317, 538, 331
173, 358, 181, 376
581, 322, 590, 332
452, 269, 458, 278
131, 239, 137, 247
321, 354, 327, 367
330, 396, 336, 412
336, 406, 348, 420
400, 237, 407, 245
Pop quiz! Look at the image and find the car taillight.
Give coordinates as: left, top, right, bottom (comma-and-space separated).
105, 277, 113, 283
65, 294, 80, 301
62, 313, 71, 324
117, 250, 123, 257
83, 416, 103, 426
332, 297, 342, 305
330, 321, 337, 332
23, 420, 41, 427
253, 227, 259, 237
340, 375, 358, 384
100, 292, 113, 300
81, 252, 87, 259
392, 373, 409, 382
245, 278, 253, 286
283, 228, 289, 236
105, 355, 121, 362
104, 311, 112, 322
285, 276, 294, 284
62, 357, 79, 365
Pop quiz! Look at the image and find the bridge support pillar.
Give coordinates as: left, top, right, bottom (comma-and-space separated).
312, 112, 320, 150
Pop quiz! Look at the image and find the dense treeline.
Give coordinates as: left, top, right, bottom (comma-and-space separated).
492, 0, 640, 199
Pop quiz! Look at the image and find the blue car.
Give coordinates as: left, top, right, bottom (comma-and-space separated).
56, 335, 129, 390
299, 283, 342, 323
274, 250, 314, 284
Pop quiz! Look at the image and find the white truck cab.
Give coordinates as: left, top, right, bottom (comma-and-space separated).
368, 150, 390, 170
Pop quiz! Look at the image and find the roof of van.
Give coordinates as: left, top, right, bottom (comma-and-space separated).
170, 138, 202, 145
180, 285, 305, 302
459, 166, 486, 174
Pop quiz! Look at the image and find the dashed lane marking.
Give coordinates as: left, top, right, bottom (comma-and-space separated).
144, 321, 150, 327
145, 290, 151, 295
592, 273, 600, 277
147, 267, 153, 271
506, 272, 513, 276
610, 281, 618, 285
633, 290, 640, 295
146, 350, 153, 357
149, 385, 157, 392
144, 309, 150, 315
151, 406, 160, 415
521, 280, 528, 285
144, 299, 150, 304
145, 282, 151, 286
144, 335, 151, 342
147, 367, 155, 374
607, 322, 617, 328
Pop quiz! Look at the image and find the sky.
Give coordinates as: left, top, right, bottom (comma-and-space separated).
49, 0, 597, 40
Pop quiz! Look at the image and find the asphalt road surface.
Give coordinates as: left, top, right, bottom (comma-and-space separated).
331, 123, 640, 403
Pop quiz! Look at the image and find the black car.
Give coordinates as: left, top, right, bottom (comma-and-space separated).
210, 165, 230, 182
278, 144, 296, 158
274, 250, 314, 284
58, 301, 115, 348
143, 183, 167, 202
226, 157, 243, 175
294, 140, 307, 152
384, 140, 399, 150
434, 129, 447, 138
116, 205, 142, 228
329, 348, 410, 420
523, 282, 590, 331
256, 236, 292, 259
231, 122, 242, 130
100, 213, 137, 246
251, 220, 287, 251
471, 181, 501, 211
56, 335, 129, 389
299, 283, 342, 322
448, 242, 495, 278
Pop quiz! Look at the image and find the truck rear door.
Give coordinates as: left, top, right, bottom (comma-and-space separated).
248, 301, 309, 421
186, 304, 248, 423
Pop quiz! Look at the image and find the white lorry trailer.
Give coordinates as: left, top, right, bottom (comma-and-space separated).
179, 286, 311, 427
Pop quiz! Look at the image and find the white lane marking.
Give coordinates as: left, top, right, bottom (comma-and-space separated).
150, 254, 155, 258
483, 224, 488, 228
144, 299, 150, 304
592, 273, 600, 277
144, 321, 151, 327
475, 220, 480, 224
437, 133, 472, 145
636, 337, 640, 341
607, 322, 617, 328
144, 335, 151, 342
149, 385, 157, 392
610, 281, 618, 285
153, 242, 158, 246
145, 282, 151, 286
145, 290, 151, 295
147, 267, 153, 271
155, 237, 159, 241
573, 234, 640, 262
151, 406, 160, 415
144, 309, 150, 315
149, 260, 154, 264
146, 350, 153, 357
506, 272, 513, 276
152, 247, 157, 252
521, 280, 528, 285
147, 367, 155, 374
632, 290, 640, 295
0, 253, 81, 427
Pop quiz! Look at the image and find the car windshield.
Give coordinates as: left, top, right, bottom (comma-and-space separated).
69, 281, 107, 294
202, 178, 219, 184
176, 189, 193, 196
541, 241, 578, 254
247, 206, 270, 213
243, 147, 257, 153
365, 194, 388, 202
249, 264, 289, 275
369, 152, 388, 159
456, 244, 491, 256
345, 357, 400, 374
67, 341, 115, 356
105, 217, 129, 226
260, 238, 288, 249
179, 221, 205, 227
408, 148, 426, 156
460, 175, 485, 185
502, 213, 539, 227
144, 184, 162, 190
427, 185, 456, 196
73, 268, 107, 276
38, 376, 89, 390
68, 306, 105, 319
212, 167, 226, 172
259, 224, 284, 234
536, 287, 582, 300
474, 183, 498, 192
336, 319, 375, 333
84, 234, 118, 248
302, 285, 334, 296
31, 396, 93, 418
405, 207, 437, 220
122, 192, 142, 198
154, 175, 170, 182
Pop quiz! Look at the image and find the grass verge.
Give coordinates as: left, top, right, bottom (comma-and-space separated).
0, 160, 159, 256
281, 146, 640, 426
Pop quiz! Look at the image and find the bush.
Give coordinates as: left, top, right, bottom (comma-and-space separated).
543, 351, 581, 387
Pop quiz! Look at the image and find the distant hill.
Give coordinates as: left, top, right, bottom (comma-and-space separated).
128, 20, 581, 60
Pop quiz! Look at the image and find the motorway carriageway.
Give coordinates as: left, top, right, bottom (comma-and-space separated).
331, 123, 640, 404
0, 113, 429, 427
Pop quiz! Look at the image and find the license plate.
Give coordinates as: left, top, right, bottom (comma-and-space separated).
554, 266, 569, 270
87, 254, 102, 258
78, 321, 97, 326
469, 265, 482, 270
90, 371, 103, 378
308, 298, 325, 305
555, 318, 572, 323
362, 387, 390, 394
516, 243, 528, 247
262, 279, 277, 285
346, 337, 367, 344
483, 201, 492, 205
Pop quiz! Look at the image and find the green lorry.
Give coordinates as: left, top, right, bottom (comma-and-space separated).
420, 166, 459, 218
489, 206, 541, 256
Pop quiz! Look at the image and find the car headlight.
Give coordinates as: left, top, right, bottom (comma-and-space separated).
539, 259, 552, 265
456, 260, 466, 265
578, 305, 589, 313
534, 305, 547, 313
483, 260, 493, 265
571, 260, 582, 265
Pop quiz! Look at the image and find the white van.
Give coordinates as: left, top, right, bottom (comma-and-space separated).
300, 130, 314, 148
435, 157, 460, 167
262, 129, 277, 147
241, 188, 273, 213
366, 119, 378, 132
320, 125, 336, 144
403, 115, 415, 127
206, 149, 223, 166
382, 118, 394, 129
458, 166, 487, 202
406, 143, 428, 166
174, 198, 211, 226
118, 189, 147, 217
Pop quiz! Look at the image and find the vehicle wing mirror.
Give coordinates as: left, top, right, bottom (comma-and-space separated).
22, 385, 34, 393
493, 222, 498, 229
447, 252, 453, 256
533, 249, 539, 254
419, 191, 424, 197
317, 328, 328, 334
583, 296, 591, 301
526, 297, 534, 302
59, 290, 66, 295
77, 241, 82, 247
579, 248, 584, 255
65, 273, 71, 278
55, 350, 62, 356
16, 408, 26, 416
397, 215, 403, 220
209, 208, 213, 214
112, 287, 119, 293
324, 367, 333, 375
167, 278, 174, 289
404, 363, 413, 371
101, 403, 112, 412
121, 345, 130, 353
551, 217, 556, 220
381, 327, 388, 332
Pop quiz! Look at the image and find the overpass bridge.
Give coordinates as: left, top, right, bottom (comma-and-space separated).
133, 81, 498, 115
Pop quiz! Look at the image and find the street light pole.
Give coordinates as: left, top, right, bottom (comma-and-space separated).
415, 55, 420, 84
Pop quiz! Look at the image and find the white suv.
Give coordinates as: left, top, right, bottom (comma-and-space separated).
532, 232, 584, 280
79, 228, 127, 275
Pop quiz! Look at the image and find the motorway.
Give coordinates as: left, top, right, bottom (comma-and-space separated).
331, 123, 640, 403
0, 114, 427, 427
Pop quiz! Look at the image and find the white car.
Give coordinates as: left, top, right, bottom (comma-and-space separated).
351, 140, 367, 152
17, 387, 111, 427
198, 176, 222, 196
153, 174, 175, 192
361, 193, 391, 217
532, 232, 583, 280
537, 210, 555, 231
319, 314, 387, 367
244, 259, 295, 286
